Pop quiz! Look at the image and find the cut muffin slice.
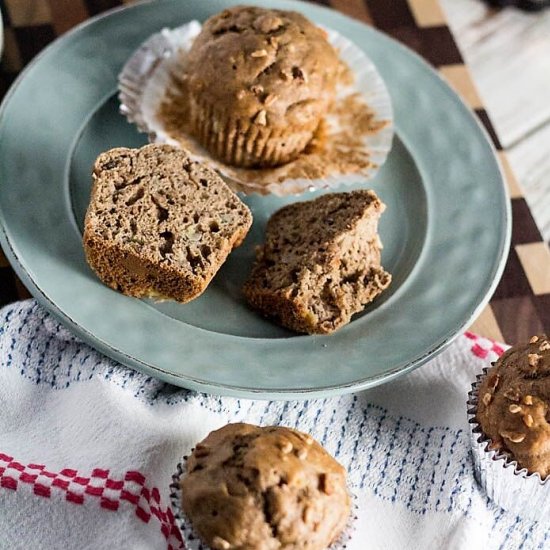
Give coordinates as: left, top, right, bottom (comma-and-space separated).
243, 190, 391, 334
83, 144, 252, 303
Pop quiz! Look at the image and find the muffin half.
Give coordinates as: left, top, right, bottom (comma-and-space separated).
83, 144, 252, 303
243, 190, 391, 334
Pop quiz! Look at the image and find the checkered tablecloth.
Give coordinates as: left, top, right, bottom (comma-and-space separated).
0, 0, 548, 341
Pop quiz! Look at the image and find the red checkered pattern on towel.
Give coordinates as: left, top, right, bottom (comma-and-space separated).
465, 331, 506, 360
0, 453, 184, 550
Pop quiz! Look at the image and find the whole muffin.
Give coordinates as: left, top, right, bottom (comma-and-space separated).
184, 6, 341, 168
476, 334, 550, 477
180, 423, 350, 550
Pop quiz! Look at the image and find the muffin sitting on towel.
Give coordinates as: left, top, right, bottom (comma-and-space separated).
469, 334, 550, 520
179, 423, 350, 550
475, 335, 550, 476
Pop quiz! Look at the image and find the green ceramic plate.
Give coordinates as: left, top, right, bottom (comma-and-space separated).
0, 0, 510, 399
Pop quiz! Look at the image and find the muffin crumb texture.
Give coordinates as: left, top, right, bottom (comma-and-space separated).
243, 190, 391, 334
83, 144, 252, 303
476, 334, 550, 477
180, 423, 350, 550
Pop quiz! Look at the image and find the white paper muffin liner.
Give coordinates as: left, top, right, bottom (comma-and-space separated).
170, 456, 358, 549
119, 20, 394, 196
468, 368, 550, 522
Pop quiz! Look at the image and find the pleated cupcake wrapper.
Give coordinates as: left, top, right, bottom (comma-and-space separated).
187, 95, 316, 170
468, 368, 550, 522
170, 457, 358, 550
119, 21, 394, 196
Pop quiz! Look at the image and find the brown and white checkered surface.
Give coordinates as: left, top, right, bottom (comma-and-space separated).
0, 0, 548, 342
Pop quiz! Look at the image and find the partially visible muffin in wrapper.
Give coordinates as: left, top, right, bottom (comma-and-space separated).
468, 334, 550, 521
170, 423, 353, 550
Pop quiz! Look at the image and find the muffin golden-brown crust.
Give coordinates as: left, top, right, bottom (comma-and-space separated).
181, 423, 350, 550
184, 6, 341, 168
476, 335, 550, 478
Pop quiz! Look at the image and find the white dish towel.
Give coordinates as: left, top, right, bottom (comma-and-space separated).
0, 300, 545, 549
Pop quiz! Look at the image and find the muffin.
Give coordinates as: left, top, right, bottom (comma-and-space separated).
469, 334, 550, 519
183, 6, 341, 168
83, 144, 252, 303
243, 190, 391, 335
179, 423, 350, 550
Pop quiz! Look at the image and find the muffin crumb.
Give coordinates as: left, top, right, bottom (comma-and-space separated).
504, 388, 520, 401
280, 440, 293, 454
253, 13, 284, 33
212, 536, 231, 549
158, 60, 381, 188
254, 109, 267, 125
487, 373, 500, 391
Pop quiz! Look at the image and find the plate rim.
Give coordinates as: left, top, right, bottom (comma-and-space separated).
0, 0, 511, 399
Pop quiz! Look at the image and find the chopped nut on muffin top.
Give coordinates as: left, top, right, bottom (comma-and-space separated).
180, 423, 350, 550
477, 335, 550, 477
183, 6, 342, 167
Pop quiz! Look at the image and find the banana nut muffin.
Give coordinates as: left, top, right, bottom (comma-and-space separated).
243, 190, 391, 334
180, 423, 350, 550
184, 5, 341, 168
476, 334, 550, 477
83, 144, 252, 303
